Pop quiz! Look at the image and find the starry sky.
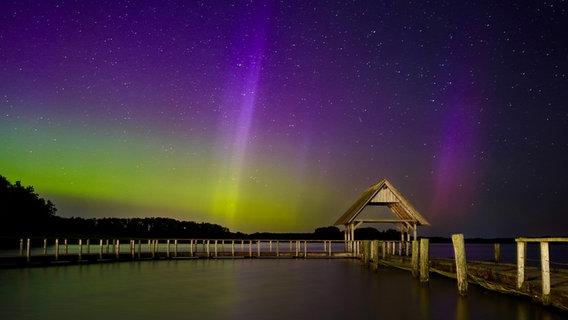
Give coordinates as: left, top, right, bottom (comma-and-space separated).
1, 1, 567, 238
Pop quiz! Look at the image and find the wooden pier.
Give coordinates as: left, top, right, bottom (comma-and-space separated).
360, 236, 568, 313
3, 235, 568, 312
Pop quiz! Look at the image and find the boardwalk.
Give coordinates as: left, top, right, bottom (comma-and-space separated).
3, 236, 568, 313
361, 238, 568, 313
0, 238, 358, 269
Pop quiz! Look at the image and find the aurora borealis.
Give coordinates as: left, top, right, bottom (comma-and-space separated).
1, 1, 567, 237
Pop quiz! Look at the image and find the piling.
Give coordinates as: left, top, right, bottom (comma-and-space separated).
494, 243, 501, 263
78, 239, 82, 261
419, 238, 429, 283
451, 234, 468, 296
411, 240, 419, 278
26, 239, 30, 263
517, 241, 526, 289
541, 241, 551, 304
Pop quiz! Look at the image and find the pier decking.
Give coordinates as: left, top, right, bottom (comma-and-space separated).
360, 237, 568, 313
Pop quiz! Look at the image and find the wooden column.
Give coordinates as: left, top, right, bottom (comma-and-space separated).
115, 239, 120, 259
363, 241, 371, 265
26, 238, 31, 263
43, 239, 47, 255
99, 239, 103, 260
517, 241, 526, 289
371, 240, 379, 271
419, 238, 429, 283
540, 241, 551, 304
452, 234, 468, 296
494, 243, 501, 263
231, 240, 235, 257
411, 240, 419, 278
130, 240, 135, 259
55, 239, 59, 261
78, 239, 82, 261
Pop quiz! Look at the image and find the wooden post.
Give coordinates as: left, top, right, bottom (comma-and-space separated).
363, 241, 371, 265
64, 239, 68, 254
328, 240, 332, 256
276, 240, 279, 257
26, 238, 31, 263
517, 241, 526, 289
130, 240, 135, 259
43, 239, 47, 255
86, 239, 90, 254
411, 240, 419, 278
151, 240, 156, 259
206, 240, 210, 257
78, 239, 82, 261
174, 240, 178, 257
381, 241, 386, 259
494, 243, 501, 263
214, 240, 218, 257
55, 239, 59, 261
99, 239, 103, 260
371, 240, 379, 271
419, 238, 429, 283
231, 240, 235, 257
249, 240, 252, 257
304, 240, 307, 258
540, 241, 551, 304
115, 239, 120, 259
257, 240, 261, 257
19, 239, 24, 256
452, 234, 468, 296
137, 240, 141, 259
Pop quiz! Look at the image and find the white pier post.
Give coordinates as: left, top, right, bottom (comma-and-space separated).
55, 239, 59, 261
78, 239, 82, 262
540, 241, 551, 304
517, 241, 526, 289
26, 238, 31, 263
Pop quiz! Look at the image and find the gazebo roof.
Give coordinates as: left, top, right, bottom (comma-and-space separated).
334, 178, 430, 227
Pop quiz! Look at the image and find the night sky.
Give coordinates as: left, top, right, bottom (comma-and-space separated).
1, 1, 567, 238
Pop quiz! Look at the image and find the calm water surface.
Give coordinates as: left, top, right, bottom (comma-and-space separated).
1, 259, 566, 320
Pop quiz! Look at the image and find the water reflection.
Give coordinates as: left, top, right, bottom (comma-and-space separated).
0, 259, 566, 320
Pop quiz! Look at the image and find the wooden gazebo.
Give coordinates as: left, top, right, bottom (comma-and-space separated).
334, 178, 430, 244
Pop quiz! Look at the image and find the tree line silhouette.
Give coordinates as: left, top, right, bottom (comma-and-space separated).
1, 174, 401, 240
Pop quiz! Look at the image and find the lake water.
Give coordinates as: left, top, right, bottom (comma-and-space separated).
1, 258, 566, 320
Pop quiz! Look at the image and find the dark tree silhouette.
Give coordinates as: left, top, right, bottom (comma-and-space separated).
0, 175, 57, 236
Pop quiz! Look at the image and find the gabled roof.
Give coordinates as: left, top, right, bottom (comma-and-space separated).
334, 178, 430, 226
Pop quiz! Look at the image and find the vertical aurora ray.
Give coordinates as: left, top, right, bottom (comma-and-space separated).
212, 5, 271, 223
430, 73, 486, 220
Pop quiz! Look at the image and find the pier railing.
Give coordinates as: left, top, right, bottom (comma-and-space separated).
515, 237, 568, 304
1, 237, 364, 268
